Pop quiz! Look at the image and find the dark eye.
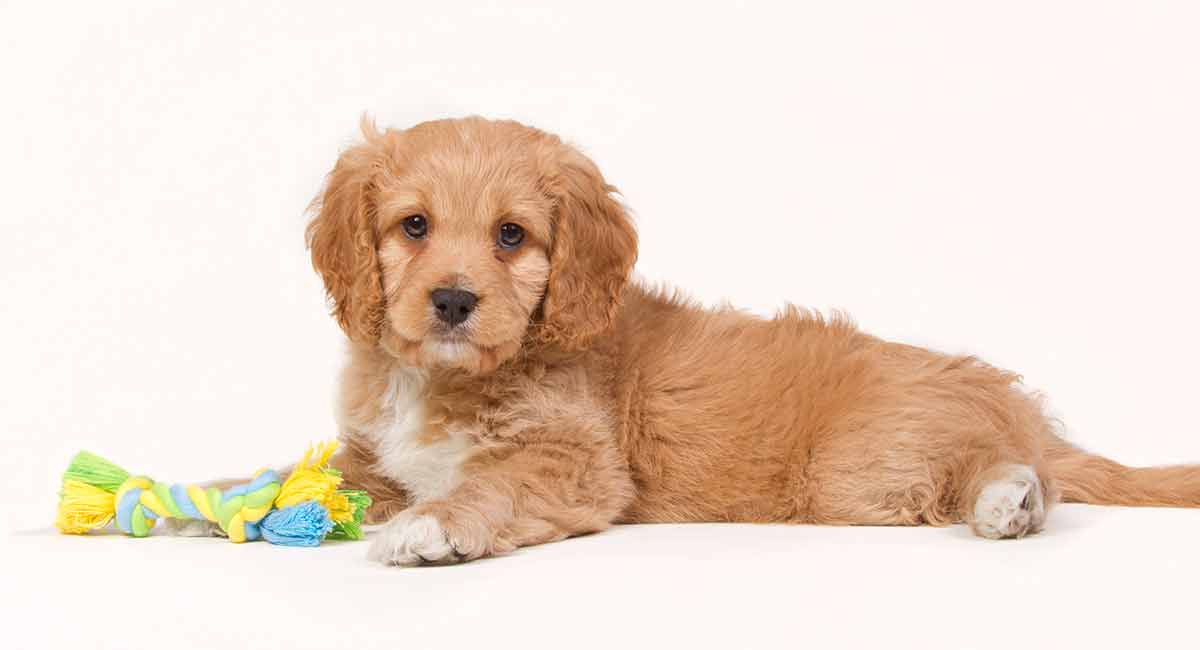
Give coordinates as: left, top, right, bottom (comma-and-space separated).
498, 222, 524, 249
402, 215, 427, 240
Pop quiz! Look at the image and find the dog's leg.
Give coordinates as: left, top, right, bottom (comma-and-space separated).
329, 436, 411, 525
368, 428, 633, 566
965, 463, 1049, 539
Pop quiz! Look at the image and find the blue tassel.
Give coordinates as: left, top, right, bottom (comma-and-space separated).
260, 501, 333, 547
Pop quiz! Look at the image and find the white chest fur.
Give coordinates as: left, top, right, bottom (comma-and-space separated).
362, 366, 474, 503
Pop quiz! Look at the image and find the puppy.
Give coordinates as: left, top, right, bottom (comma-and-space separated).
298, 116, 1199, 565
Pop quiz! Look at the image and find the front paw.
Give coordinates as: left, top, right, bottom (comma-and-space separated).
368, 507, 486, 566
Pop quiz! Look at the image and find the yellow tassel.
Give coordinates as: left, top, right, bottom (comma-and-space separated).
56, 479, 116, 534
276, 441, 344, 514
325, 492, 354, 523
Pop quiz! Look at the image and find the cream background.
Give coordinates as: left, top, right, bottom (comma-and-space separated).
2, 2, 1198, 648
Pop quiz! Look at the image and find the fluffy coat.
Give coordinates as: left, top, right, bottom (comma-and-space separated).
299, 116, 1200, 565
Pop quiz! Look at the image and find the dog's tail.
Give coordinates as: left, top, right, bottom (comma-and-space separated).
1045, 435, 1200, 506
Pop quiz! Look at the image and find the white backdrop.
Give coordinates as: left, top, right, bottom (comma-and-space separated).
2, 2, 1199, 649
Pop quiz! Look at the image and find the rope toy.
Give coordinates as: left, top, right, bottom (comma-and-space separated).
55, 441, 371, 547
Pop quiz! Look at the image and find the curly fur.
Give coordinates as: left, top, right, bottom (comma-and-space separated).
306, 118, 389, 343
535, 147, 637, 349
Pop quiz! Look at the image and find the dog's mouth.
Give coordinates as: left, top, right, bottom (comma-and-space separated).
424, 337, 474, 357
421, 323, 481, 363
384, 323, 522, 375
429, 324, 473, 343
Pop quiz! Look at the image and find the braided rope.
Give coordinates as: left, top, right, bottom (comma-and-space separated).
113, 469, 282, 542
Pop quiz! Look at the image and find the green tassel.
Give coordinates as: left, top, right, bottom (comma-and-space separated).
326, 489, 372, 540
327, 521, 362, 541
63, 451, 130, 493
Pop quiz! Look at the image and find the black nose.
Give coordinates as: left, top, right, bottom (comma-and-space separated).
430, 288, 478, 327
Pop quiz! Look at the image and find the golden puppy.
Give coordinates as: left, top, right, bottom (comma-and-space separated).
302, 116, 1199, 565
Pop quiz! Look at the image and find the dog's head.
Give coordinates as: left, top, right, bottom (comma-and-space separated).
307, 117, 637, 373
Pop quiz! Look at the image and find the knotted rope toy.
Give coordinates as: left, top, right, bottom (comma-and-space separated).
55, 441, 371, 547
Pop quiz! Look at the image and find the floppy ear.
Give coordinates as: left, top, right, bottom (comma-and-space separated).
305, 128, 386, 343
538, 147, 638, 349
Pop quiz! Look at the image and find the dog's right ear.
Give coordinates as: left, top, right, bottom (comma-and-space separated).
306, 120, 386, 343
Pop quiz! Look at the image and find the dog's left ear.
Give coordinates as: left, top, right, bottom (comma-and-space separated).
537, 145, 638, 349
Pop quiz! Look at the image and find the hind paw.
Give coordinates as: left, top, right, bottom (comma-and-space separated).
971, 465, 1046, 539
